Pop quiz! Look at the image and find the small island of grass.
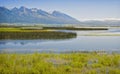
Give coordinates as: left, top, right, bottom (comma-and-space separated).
0, 27, 77, 40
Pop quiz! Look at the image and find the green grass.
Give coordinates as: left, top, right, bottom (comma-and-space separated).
0, 28, 22, 32
0, 27, 51, 32
0, 52, 120, 74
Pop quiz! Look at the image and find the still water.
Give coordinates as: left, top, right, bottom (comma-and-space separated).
0, 29, 120, 53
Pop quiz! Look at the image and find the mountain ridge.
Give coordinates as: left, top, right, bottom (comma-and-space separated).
0, 6, 80, 24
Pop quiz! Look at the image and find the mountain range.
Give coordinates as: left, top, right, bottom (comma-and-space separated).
0, 6, 120, 26
0, 6, 80, 24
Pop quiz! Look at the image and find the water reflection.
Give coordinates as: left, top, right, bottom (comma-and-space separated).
0, 36, 120, 53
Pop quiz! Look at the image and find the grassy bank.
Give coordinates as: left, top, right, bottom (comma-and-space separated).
0, 28, 76, 40
43, 27, 108, 30
0, 53, 120, 74
0, 25, 108, 30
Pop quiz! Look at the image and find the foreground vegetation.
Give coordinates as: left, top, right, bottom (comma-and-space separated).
0, 52, 120, 74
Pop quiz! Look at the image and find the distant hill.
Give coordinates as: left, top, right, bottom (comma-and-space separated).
80, 20, 120, 26
0, 6, 80, 24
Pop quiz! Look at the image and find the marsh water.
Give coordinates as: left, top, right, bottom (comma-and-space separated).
0, 28, 120, 53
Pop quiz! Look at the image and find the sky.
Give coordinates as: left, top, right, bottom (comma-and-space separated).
0, 0, 120, 21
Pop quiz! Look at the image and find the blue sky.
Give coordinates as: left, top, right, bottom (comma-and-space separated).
0, 0, 120, 21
